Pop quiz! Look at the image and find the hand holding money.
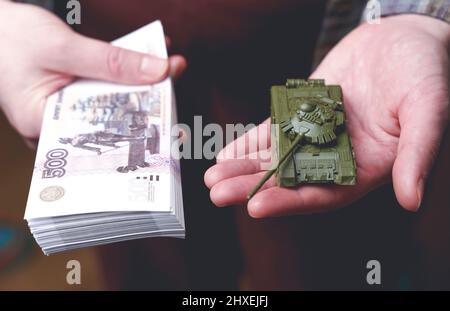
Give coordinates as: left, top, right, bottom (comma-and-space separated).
0, 0, 186, 139
23, 21, 186, 254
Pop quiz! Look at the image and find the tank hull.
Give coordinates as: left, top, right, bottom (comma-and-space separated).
271, 79, 357, 187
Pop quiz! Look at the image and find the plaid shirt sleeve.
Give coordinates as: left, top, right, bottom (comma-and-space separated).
314, 0, 450, 69
370, 0, 450, 22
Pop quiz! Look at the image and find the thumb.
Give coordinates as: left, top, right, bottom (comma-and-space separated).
392, 81, 449, 212
48, 33, 170, 84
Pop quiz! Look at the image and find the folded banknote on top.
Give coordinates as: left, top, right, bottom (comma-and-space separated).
24, 21, 185, 255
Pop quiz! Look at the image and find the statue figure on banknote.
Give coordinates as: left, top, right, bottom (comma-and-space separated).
115, 111, 160, 173
59, 110, 160, 173
59, 132, 144, 155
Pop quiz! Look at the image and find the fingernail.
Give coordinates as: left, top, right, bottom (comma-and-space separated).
140, 57, 168, 80
416, 178, 425, 211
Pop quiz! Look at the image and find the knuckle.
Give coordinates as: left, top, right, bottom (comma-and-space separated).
106, 46, 126, 78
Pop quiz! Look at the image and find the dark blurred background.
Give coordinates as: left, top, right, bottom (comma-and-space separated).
1, 0, 449, 290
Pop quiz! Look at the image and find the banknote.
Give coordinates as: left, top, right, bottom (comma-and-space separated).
24, 21, 185, 255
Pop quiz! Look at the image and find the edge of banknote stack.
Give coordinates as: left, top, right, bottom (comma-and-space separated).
24, 21, 185, 255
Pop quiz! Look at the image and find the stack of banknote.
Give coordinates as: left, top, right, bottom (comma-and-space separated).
24, 21, 185, 255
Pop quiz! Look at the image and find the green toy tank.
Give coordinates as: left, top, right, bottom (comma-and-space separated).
248, 79, 356, 200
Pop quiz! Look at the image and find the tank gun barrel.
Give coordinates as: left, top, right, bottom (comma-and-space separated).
247, 133, 304, 200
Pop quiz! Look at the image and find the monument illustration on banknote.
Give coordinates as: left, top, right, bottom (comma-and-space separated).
58, 90, 161, 173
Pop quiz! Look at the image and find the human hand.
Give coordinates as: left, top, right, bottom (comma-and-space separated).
0, 1, 186, 139
205, 15, 450, 217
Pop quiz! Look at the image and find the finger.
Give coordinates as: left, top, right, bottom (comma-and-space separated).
177, 127, 188, 144
165, 37, 188, 80
168, 55, 187, 80
216, 118, 271, 162
392, 77, 449, 212
247, 182, 368, 218
47, 33, 170, 84
204, 159, 265, 189
210, 169, 370, 212
209, 172, 277, 207
210, 166, 373, 217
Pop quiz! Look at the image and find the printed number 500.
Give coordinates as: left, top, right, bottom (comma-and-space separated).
42, 149, 68, 178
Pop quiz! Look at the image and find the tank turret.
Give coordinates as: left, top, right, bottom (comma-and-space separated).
248, 79, 356, 200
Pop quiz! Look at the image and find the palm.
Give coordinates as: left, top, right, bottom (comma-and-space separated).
205, 16, 449, 217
